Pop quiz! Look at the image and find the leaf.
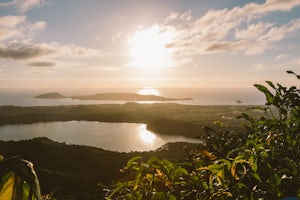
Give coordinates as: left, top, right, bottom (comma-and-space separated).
168, 194, 177, 200
231, 161, 247, 180
254, 84, 274, 104
0, 172, 14, 200
173, 167, 188, 178
145, 174, 153, 180
286, 70, 300, 79
253, 173, 262, 182
196, 167, 210, 171
0, 158, 42, 200
147, 156, 160, 165
266, 81, 275, 89
201, 150, 217, 161
127, 156, 142, 168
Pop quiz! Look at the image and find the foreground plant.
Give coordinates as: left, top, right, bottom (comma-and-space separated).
0, 156, 42, 200
108, 71, 300, 200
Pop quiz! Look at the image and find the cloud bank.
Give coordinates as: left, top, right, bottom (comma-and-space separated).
0, 15, 101, 63
0, 0, 45, 12
162, 0, 300, 56
0, 43, 55, 60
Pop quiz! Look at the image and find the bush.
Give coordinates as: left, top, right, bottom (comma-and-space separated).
108, 71, 300, 200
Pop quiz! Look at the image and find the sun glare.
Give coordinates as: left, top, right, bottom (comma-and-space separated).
139, 125, 156, 145
129, 25, 174, 69
138, 88, 160, 96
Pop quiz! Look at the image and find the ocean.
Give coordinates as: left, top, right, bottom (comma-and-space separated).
0, 87, 265, 106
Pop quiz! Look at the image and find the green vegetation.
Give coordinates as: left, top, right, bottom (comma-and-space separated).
0, 103, 255, 138
108, 71, 300, 199
0, 138, 199, 199
0, 156, 41, 200
0, 71, 299, 199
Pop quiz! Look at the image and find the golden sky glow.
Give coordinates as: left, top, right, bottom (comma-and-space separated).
0, 0, 300, 89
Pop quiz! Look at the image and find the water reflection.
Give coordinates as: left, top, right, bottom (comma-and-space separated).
138, 88, 160, 96
0, 121, 201, 152
139, 125, 156, 145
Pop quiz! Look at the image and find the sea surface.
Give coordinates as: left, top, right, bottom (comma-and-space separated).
0, 87, 265, 106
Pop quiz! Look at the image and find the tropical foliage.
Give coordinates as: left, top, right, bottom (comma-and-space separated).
108, 71, 300, 200
0, 156, 42, 200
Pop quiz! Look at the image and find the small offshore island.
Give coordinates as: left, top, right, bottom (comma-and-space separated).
35, 92, 192, 101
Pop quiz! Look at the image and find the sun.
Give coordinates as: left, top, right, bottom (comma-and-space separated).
129, 25, 174, 69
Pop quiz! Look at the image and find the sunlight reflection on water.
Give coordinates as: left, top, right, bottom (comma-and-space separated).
139, 124, 156, 145
138, 88, 160, 96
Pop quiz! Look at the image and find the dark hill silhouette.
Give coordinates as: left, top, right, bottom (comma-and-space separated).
35, 92, 66, 99
35, 92, 192, 101
70, 93, 192, 101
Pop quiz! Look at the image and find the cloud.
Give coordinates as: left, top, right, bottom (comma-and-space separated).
0, 15, 26, 27
276, 54, 288, 60
252, 63, 266, 71
235, 22, 273, 40
0, 42, 101, 61
0, 0, 45, 12
0, 43, 55, 60
0, 15, 46, 43
0, 15, 25, 41
48, 42, 100, 58
162, 0, 300, 56
26, 61, 56, 67
291, 58, 300, 65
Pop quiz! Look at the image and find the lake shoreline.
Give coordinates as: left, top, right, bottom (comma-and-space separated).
0, 103, 258, 138
0, 103, 261, 198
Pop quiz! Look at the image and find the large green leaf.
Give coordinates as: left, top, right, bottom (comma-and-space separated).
0, 172, 14, 199
0, 157, 41, 200
254, 84, 274, 104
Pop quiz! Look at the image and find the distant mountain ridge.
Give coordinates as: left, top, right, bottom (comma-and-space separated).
35, 92, 192, 101
35, 92, 66, 99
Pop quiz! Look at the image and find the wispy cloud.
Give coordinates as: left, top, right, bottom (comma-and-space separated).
0, 43, 55, 60
0, 15, 46, 43
252, 62, 267, 71
26, 61, 56, 67
48, 42, 101, 58
161, 0, 300, 56
0, 0, 45, 12
0, 42, 101, 61
276, 53, 288, 60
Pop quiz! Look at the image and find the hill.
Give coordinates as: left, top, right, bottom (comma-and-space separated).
0, 137, 199, 198
35, 92, 66, 99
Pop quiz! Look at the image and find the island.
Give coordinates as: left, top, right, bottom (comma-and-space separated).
35, 92, 192, 101
35, 92, 66, 99
70, 93, 192, 101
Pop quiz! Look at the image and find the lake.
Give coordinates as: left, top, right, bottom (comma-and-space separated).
0, 121, 201, 152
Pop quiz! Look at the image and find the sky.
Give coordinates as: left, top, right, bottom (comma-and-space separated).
0, 0, 300, 90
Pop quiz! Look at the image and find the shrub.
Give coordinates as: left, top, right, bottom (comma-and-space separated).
108, 71, 300, 199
